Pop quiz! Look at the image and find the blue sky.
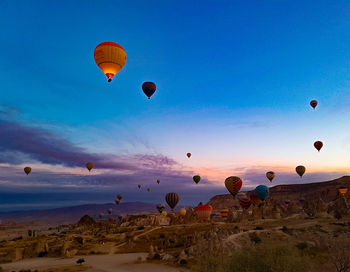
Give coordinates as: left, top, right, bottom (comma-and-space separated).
1, 0, 350, 211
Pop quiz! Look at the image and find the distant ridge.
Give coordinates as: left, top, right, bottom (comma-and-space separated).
208, 176, 350, 210
0, 202, 159, 224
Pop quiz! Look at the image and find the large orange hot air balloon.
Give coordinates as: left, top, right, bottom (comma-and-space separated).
224, 176, 242, 197
196, 204, 212, 221
24, 167, 32, 175
94, 42, 127, 82
338, 186, 348, 196
314, 141, 323, 152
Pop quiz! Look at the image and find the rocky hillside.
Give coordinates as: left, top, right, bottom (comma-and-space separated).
208, 176, 350, 211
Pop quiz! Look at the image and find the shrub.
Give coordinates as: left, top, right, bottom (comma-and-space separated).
296, 242, 308, 251
249, 232, 261, 244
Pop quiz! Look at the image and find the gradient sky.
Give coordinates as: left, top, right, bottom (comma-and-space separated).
1, 0, 350, 211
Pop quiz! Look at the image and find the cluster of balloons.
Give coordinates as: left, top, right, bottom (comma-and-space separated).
115, 194, 123, 205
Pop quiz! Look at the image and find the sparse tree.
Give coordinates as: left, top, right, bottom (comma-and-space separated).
328, 238, 350, 272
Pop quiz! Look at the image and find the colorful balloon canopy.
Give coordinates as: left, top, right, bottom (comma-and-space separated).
266, 171, 275, 182
237, 193, 251, 209
193, 175, 201, 184
224, 176, 243, 197
156, 204, 165, 214
314, 141, 323, 152
255, 185, 269, 201
165, 192, 179, 210
180, 207, 187, 216
220, 208, 229, 218
187, 153, 192, 158
310, 100, 318, 109
250, 193, 262, 206
296, 165, 306, 177
24, 167, 32, 175
142, 82, 156, 99
196, 204, 212, 221
338, 186, 348, 196
94, 42, 127, 82
86, 162, 94, 172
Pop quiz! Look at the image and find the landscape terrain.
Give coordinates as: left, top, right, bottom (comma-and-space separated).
1, 176, 349, 272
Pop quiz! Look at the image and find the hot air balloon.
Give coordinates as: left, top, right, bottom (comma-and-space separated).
338, 186, 348, 196
115, 199, 120, 205
94, 42, 127, 82
161, 211, 167, 216
180, 207, 187, 216
99, 213, 104, 219
117, 194, 123, 200
165, 192, 179, 211
142, 82, 156, 99
238, 196, 252, 209
250, 193, 262, 206
266, 171, 275, 182
255, 185, 269, 201
187, 153, 191, 158
310, 100, 318, 109
224, 176, 242, 197
157, 179, 160, 184
220, 208, 229, 218
193, 175, 201, 184
196, 205, 212, 221
138, 184, 141, 189
284, 201, 290, 208
108, 208, 112, 215
147, 188, 151, 192
24, 167, 32, 175
86, 162, 94, 172
156, 204, 165, 214
314, 141, 323, 152
296, 165, 306, 178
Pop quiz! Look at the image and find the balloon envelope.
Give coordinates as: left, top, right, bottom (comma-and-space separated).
193, 175, 201, 184
138, 184, 141, 189
314, 141, 323, 152
157, 179, 160, 184
180, 208, 187, 216
86, 163, 94, 172
266, 171, 275, 182
24, 167, 32, 175
310, 100, 318, 109
165, 192, 179, 210
296, 165, 306, 177
117, 194, 123, 200
255, 185, 269, 201
196, 205, 212, 221
94, 42, 126, 81
187, 153, 191, 158
220, 208, 229, 217
142, 82, 156, 99
156, 204, 165, 214
224, 176, 243, 197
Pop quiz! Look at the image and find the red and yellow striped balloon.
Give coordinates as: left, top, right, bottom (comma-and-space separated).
196, 204, 213, 221
94, 42, 127, 82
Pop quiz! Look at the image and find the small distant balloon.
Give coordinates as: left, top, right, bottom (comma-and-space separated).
117, 194, 123, 200
142, 82, 156, 99
108, 208, 112, 215
156, 204, 165, 214
138, 184, 141, 189
157, 179, 160, 184
266, 171, 275, 182
187, 153, 191, 158
296, 165, 306, 178
310, 100, 318, 109
86, 162, 94, 172
193, 175, 201, 184
180, 207, 187, 216
24, 167, 32, 175
161, 211, 167, 216
314, 141, 323, 152
147, 188, 151, 192
115, 199, 120, 205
